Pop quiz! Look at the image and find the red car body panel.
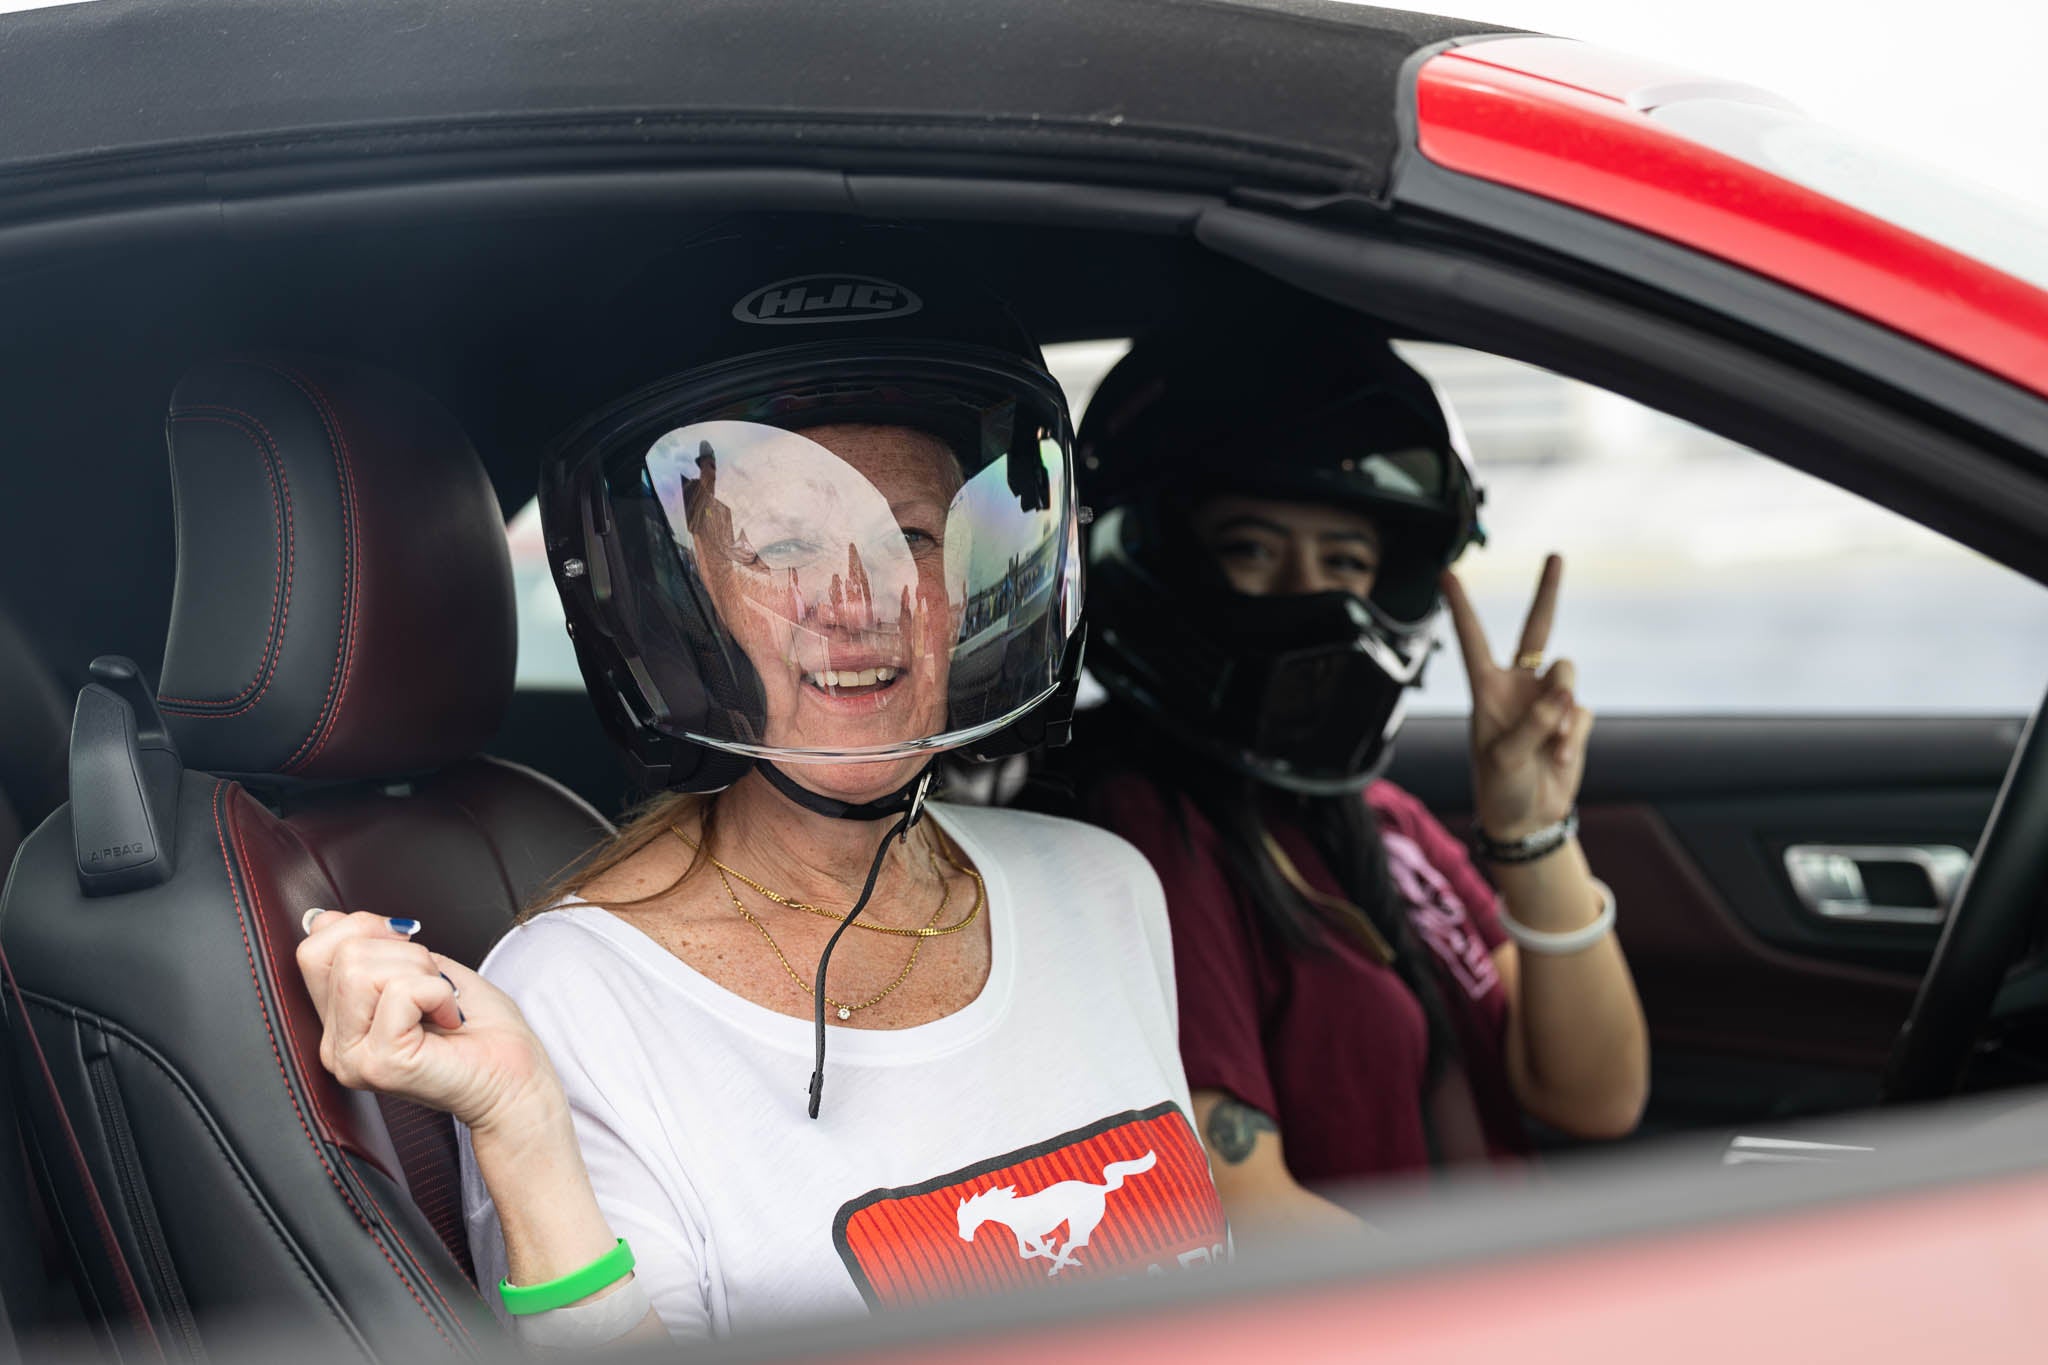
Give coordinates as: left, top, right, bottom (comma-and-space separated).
846, 1168, 2048, 1364
1413, 38, 2048, 399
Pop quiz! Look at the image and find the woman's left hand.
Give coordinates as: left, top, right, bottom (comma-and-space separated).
1441, 555, 1594, 841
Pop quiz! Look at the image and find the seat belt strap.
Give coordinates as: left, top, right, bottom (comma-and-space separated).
0, 942, 166, 1362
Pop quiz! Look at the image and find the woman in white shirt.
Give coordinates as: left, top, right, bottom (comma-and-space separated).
292, 222, 1227, 1347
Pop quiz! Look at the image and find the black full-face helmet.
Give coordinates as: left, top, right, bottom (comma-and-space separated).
1079, 301, 1483, 794
541, 222, 1085, 799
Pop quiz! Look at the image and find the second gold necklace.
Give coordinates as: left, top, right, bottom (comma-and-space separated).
671, 825, 984, 939
715, 864, 952, 1020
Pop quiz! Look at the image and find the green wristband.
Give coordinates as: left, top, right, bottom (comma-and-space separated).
498, 1238, 636, 1317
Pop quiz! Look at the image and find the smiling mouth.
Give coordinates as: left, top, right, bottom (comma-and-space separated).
802, 666, 903, 699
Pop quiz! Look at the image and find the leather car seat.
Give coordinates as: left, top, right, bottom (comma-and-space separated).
0, 603, 73, 1352
0, 356, 611, 1361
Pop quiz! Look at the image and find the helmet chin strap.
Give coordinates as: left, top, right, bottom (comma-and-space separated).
754, 760, 935, 1119
755, 758, 935, 823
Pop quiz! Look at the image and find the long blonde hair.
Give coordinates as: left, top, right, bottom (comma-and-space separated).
518, 789, 718, 924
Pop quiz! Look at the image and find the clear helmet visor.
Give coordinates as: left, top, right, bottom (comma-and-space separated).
599, 374, 1078, 766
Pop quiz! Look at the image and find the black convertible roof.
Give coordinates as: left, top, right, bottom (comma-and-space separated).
0, 0, 1511, 211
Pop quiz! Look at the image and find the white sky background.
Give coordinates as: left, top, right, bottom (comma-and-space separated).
4, 0, 2044, 214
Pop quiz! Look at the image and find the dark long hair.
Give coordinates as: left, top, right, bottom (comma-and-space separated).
1052, 702, 1459, 1084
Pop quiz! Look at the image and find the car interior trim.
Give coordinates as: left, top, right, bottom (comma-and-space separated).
0, 0, 1511, 200
0, 171, 1223, 268
1886, 696, 2048, 1101
1387, 715, 2025, 807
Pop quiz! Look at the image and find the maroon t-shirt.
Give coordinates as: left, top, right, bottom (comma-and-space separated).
1085, 774, 1527, 1185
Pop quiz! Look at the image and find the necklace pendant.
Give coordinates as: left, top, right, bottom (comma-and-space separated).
836, 1006, 852, 1021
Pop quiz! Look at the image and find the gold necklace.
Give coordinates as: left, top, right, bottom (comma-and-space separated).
715, 865, 950, 1020
669, 826, 984, 939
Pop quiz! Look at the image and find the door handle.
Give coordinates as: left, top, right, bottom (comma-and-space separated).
1782, 844, 1972, 927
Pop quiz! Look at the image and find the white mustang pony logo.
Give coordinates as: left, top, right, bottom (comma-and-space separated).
955, 1151, 1158, 1277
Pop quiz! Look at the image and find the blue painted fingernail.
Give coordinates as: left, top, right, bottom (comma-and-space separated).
387, 918, 420, 936
439, 971, 460, 998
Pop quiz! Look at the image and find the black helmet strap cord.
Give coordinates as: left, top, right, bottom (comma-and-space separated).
754, 759, 936, 1118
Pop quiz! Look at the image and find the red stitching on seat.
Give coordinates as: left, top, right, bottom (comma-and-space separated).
212, 785, 465, 1350
0, 954, 166, 1359
356, 1176, 474, 1333
155, 409, 296, 715
223, 788, 477, 1342
248, 365, 361, 774
285, 369, 361, 771
225, 789, 479, 1342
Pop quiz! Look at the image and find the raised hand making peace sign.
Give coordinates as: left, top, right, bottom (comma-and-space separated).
1440, 553, 1593, 843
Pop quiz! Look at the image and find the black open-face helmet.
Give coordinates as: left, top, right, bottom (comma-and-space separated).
541, 222, 1085, 798
1078, 302, 1483, 794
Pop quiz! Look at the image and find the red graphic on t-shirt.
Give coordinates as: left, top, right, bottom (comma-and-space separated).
833, 1104, 1227, 1310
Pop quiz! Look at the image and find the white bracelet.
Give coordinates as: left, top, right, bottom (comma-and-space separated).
1498, 878, 1616, 956
513, 1277, 653, 1350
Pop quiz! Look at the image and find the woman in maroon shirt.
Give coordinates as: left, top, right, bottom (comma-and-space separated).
1063, 300, 1649, 1244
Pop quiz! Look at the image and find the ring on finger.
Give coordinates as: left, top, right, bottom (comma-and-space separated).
1514, 651, 1544, 672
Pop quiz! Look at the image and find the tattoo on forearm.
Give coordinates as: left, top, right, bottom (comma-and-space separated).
1204, 1099, 1278, 1165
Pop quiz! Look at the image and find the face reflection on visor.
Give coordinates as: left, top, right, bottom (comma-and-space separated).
636, 418, 1071, 762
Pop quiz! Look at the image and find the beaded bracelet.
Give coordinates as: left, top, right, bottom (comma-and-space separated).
1471, 808, 1579, 865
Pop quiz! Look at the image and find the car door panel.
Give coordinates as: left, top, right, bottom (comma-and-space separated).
1387, 714, 2018, 1131
1658, 790, 1993, 972
1580, 801, 1917, 1071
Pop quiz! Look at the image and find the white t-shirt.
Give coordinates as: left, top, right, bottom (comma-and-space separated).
459, 803, 1228, 1340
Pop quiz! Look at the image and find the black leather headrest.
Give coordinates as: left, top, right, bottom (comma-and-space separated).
155, 357, 515, 780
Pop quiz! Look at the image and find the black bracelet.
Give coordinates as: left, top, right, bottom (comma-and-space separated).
1471, 808, 1579, 865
